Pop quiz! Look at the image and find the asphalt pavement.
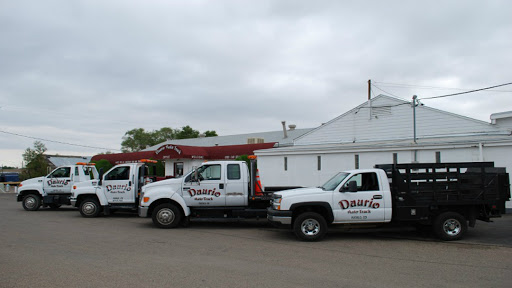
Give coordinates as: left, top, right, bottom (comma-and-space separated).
1, 193, 511, 288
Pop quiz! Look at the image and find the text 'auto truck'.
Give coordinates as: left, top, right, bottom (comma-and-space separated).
268, 162, 510, 241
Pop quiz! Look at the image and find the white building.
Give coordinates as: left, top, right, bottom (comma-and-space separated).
255, 95, 512, 206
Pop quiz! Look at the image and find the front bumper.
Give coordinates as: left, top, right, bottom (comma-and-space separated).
138, 206, 149, 217
267, 208, 293, 226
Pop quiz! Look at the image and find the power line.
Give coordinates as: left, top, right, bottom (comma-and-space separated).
420, 82, 512, 100
373, 81, 512, 92
0, 130, 121, 151
371, 84, 403, 99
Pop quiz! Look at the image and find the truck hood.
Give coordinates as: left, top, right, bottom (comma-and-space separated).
275, 187, 326, 198
144, 177, 182, 191
20, 177, 44, 186
74, 179, 100, 188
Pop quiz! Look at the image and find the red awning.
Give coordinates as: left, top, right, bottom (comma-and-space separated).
91, 151, 155, 165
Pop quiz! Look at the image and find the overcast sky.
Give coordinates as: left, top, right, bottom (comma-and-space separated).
1, 0, 511, 167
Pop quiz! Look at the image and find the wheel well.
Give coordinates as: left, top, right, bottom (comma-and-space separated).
17, 190, 40, 201
76, 194, 99, 207
147, 199, 184, 218
291, 204, 333, 225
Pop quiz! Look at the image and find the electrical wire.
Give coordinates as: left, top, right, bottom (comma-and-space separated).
0, 130, 121, 151
374, 81, 512, 93
371, 84, 403, 99
420, 82, 512, 100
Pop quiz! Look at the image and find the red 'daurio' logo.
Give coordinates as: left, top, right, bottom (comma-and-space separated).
339, 199, 380, 210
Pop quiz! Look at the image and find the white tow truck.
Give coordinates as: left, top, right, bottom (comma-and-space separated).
268, 162, 510, 241
138, 156, 273, 228
70, 159, 157, 217
17, 163, 99, 211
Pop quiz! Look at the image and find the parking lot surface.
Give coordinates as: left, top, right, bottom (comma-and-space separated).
1, 193, 511, 287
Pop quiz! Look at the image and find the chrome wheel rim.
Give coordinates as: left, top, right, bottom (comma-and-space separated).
24, 197, 37, 209
156, 208, 175, 225
82, 202, 97, 215
301, 219, 320, 236
443, 219, 461, 236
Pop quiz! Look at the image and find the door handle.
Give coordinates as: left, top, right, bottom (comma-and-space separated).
373, 195, 383, 199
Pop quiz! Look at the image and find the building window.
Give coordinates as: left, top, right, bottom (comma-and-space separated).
393, 153, 398, 165
284, 157, 288, 171
317, 156, 322, 171
436, 151, 441, 163
174, 162, 184, 177
355, 154, 359, 169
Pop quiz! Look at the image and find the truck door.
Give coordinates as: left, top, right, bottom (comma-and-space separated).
102, 165, 134, 204
43, 167, 72, 194
225, 163, 247, 206
332, 172, 386, 223
182, 164, 225, 207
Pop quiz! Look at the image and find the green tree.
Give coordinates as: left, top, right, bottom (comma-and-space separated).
204, 130, 218, 137
93, 159, 113, 175
121, 126, 218, 152
175, 125, 200, 139
22, 141, 48, 179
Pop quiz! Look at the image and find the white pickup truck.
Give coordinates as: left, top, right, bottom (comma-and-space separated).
70, 160, 157, 217
17, 163, 98, 211
268, 162, 510, 241
138, 158, 272, 228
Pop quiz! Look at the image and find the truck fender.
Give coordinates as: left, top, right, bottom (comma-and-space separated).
170, 192, 191, 216
145, 189, 191, 217
289, 202, 335, 224
95, 187, 109, 206
17, 186, 44, 201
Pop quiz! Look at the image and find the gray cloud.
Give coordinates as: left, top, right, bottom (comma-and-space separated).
1, 0, 511, 166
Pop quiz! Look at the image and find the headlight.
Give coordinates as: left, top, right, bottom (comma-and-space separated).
272, 194, 282, 210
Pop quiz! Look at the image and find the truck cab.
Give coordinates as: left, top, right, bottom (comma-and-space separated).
17, 163, 99, 211
139, 159, 271, 228
70, 160, 157, 217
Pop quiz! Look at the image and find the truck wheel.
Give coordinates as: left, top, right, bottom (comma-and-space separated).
79, 198, 101, 218
293, 212, 327, 241
152, 203, 182, 229
433, 212, 467, 241
22, 194, 41, 211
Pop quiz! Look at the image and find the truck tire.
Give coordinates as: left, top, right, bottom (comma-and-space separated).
152, 203, 182, 229
22, 194, 41, 211
293, 212, 327, 241
433, 212, 467, 241
79, 198, 101, 218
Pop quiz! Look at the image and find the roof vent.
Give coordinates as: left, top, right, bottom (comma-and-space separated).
288, 124, 296, 131
247, 138, 264, 144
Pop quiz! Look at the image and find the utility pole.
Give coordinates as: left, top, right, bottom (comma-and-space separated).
368, 79, 371, 100
368, 79, 372, 120
412, 95, 418, 144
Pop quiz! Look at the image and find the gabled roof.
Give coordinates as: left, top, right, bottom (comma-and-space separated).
293, 94, 509, 145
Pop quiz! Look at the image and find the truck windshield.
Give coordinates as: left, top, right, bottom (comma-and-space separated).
321, 172, 349, 191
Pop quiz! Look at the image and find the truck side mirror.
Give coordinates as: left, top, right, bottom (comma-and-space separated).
341, 181, 358, 192
348, 181, 358, 192
98, 168, 104, 186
